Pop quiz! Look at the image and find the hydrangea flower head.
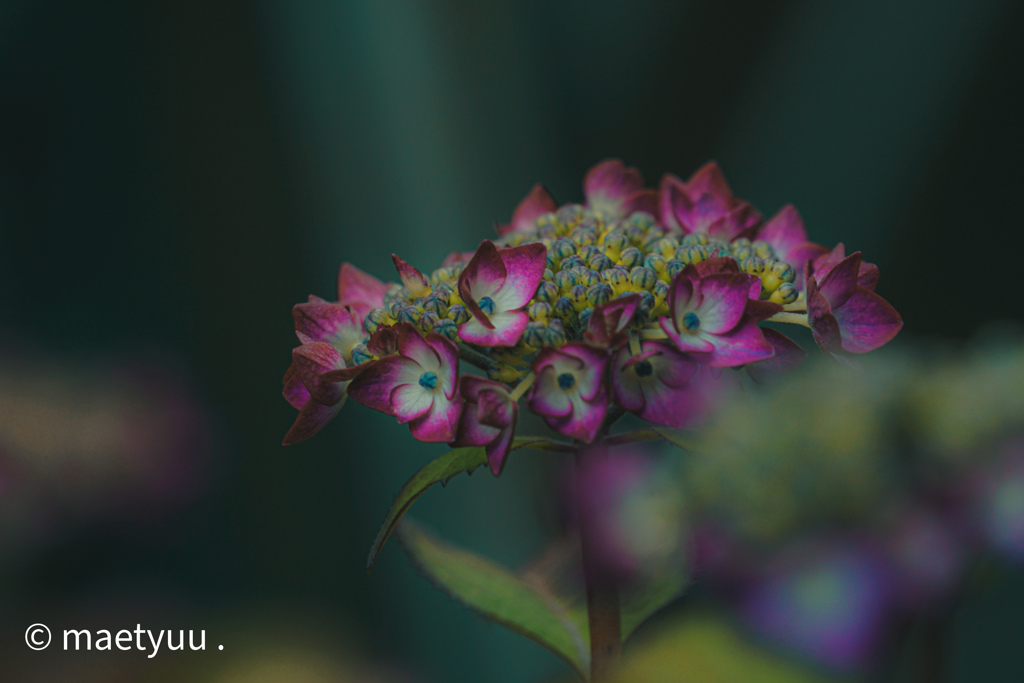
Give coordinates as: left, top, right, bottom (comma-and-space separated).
281, 159, 902, 476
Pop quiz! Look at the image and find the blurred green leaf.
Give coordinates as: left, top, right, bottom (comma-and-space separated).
620, 566, 689, 642
610, 612, 840, 683
398, 520, 590, 679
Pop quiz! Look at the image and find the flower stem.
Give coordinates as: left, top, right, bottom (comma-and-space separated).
575, 430, 621, 681
767, 311, 811, 328
509, 372, 536, 402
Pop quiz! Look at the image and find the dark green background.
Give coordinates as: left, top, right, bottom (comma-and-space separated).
1, 1, 1022, 681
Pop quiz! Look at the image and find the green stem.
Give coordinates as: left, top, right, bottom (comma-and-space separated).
575, 429, 621, 681
767, 311, 811, 328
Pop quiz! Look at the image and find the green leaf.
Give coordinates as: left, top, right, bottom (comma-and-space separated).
650, 427, 694, 451
520, 536, 688, 645
367, 437, 573, 571
620, 566, 689, 641
511, 435, 577, 452
398, 520, 590, 679
366, 446, 488, 571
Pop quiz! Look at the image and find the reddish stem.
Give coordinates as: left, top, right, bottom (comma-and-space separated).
575, 433, 621, 681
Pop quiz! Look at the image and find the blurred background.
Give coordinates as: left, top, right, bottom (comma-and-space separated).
1, 1, 1022, 681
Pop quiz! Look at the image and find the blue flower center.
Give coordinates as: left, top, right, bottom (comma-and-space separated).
418, 371, 439, 391
682, 312, 700, 332
557, 372, 576, 390
634, 360, 653, 377
479, 296, 496, 315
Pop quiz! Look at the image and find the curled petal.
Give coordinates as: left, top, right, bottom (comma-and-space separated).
347, 355, 422, 415
396, 323, 441, 373
459, 240, 507, 325
496, 241, 547, 310
292, 342, 347, 405
283, 396, 344, 446
546, 388, 608, 443
693, 274, 751, 335
832, 288, 903, 353
409, 394, 462, 443
585, 293, 641, 348
392, 254, 432, 299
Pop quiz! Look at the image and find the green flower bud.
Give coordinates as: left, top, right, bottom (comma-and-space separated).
528, 301, 553, 321
580, 269, 602, 287
587, 282, 613, 307
620, 246, 644, 268
554, 269, 579, 293
446, 304, 470, 325
630, 266, 658, 290
433, 318, 459, 340
535, 280, 559, 303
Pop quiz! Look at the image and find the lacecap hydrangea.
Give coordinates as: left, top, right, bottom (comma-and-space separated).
282, 160, 902, 475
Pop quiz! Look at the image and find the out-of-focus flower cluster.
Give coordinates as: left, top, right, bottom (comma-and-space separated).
283, 160, 902, 475
0, 349, 213, 558
581, 340, 1024, 672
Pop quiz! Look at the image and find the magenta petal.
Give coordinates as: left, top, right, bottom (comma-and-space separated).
484, 418, 516, 476
497, 242, 548, 309
459, 240, 507, 325
667, 271, 696, 326
759, 205, 808, 256
283, 362, 310, 410
818, 252, 863, 309
610, 347, 646, 412
659, 175, 692, 233
292, 300, 362, 348
686, 161, 733, 201
694, 274, 751, 334
292, 342, 347, 405
585, 293, 641, 347
706, 318, 774, 367
426, 333, 461, 399
459, 310, 528, 347
546, 392, 607, 443
394, 323, 441, 371
499, 183, 558, 236
832, 288, 903, 353
346, 355, 421, 415
528, 365, 574, 418
858, 262, 880, 291
336, 263, 388, 315
409, 395, 462, 442
391, 383, 435, 423
584, 159, 646, 217
560, 343, 609, 402
806, 276, 844, 354
746, 328, 807, 383
392, 254, 431, 298
282, 396, 343, 446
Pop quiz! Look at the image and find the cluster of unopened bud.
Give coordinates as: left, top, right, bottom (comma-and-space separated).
357, 203, 798, 371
